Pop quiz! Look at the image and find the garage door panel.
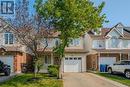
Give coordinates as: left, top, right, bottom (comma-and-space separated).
64, 57, 81, 72
0, 56, 14, 72
99, 57, 116, 65
99, 57, 116, 72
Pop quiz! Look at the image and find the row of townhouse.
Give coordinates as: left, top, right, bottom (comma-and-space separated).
87, 23, 130, 71
0, 17, 130, 73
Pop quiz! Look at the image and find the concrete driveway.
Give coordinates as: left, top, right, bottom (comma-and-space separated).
63, 73, 128, 87
0, 73, 16, 83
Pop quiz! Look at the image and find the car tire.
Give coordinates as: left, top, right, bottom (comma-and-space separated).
125, 70, 130, 79
108, 68, 113, 74
4, 68, 11, 76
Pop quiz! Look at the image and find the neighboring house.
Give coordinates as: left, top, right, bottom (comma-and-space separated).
87, 23, 130, 71
0, 18, 32, 73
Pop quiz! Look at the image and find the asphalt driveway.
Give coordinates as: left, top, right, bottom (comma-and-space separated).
63, 73, 128, 87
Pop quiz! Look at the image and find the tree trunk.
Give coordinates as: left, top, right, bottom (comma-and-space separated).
57, 57, 62, 79
34, 60, 38, 78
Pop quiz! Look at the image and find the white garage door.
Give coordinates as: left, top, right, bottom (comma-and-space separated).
0, 56, 14, 72
64, 57, 82, 72
99, 57, 116, 65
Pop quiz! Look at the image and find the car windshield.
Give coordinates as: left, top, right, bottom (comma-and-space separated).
114, 61, 121, 65
121, 61, 130, 65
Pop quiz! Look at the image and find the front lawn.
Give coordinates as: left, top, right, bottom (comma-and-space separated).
96, 73, 130, 87
0, 74, 63, 87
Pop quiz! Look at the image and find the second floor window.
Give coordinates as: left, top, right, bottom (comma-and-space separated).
108, 38, 120, 48
92, 40, 105, 49
70, 38, 80, 46
4, 32, 14, 44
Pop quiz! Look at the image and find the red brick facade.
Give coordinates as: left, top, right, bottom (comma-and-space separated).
14, 52, 32, 73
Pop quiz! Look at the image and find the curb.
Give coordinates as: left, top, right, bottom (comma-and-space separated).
89, 73, 128, 87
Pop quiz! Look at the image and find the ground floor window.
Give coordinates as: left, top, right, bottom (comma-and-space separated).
44, 55, 51, 64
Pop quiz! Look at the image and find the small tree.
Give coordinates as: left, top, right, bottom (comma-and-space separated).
12, 21, 50, 77
8, 0, 51, 78
35, 0, 107, 78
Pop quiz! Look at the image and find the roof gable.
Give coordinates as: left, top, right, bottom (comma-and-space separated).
107, 27, 122, 37
105, 23, 124, 37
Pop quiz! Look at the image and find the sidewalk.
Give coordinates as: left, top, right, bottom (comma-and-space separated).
0, 73, 16, 83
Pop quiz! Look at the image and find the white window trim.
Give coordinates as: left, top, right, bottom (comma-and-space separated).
69, 38, 80, 47
4, 32, 14, 45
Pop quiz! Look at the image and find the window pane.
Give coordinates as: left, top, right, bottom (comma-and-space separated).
48, 55, 51, 64
69, 58, 73, 60
55, 40, 59, 46
69, 38, 80, 46
78, 57, 81, 60
4, 34, 8, 44
9, 34, 14, 44
4, 32, 14, 44
123, 40, 128, 48
108, 38, 120, 48
44, 55, 51, 64
65, 58, 68, 60
44, 55, 48, 64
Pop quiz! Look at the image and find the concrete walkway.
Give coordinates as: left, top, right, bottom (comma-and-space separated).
63, 73, 128, 87
0, 73, 16, 83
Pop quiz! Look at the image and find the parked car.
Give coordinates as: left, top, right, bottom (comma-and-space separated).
107, 60, 130, 79
0, 60, 11, 76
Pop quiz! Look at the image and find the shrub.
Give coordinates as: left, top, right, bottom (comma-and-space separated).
48, 65, 59, 77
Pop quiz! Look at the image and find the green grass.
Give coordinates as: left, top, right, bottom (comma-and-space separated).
96, 73, 130, 87
0, 74, 63, 87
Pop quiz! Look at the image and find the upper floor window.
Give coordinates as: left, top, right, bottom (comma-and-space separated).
92, 40, 105, 49
4, 32, 14, 44
70, 38, 80, 46
107, 37, 120, 48
123, 40, 129, 48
